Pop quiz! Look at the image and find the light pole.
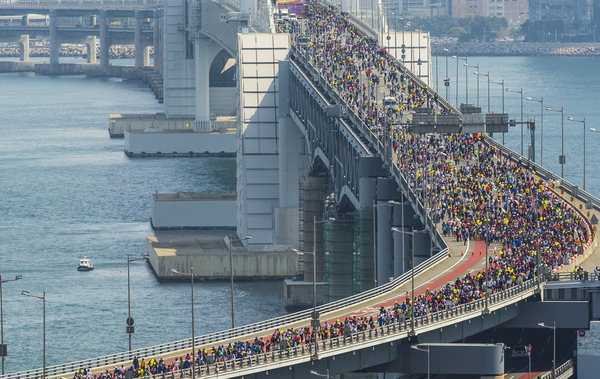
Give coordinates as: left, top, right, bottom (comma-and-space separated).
490, 79, 505, 144
0, 274, 22, 375
126, 255, 148, 352
474, 71, 490, 115
465, 63, 479, 106
567, 116, 586, 190
171, 268, 196, 379
451, 55, 466, 106
21, 290, 45, 379
391, 225, 415, 335
310, 369, 330, 378
227, 234, 252, 329
443, 47, 449, 101
411, 345, 430, 379
537, 321, 556, 378
526, 97, 544, 166
546, 107, 565, 178
506, 88, 524, 156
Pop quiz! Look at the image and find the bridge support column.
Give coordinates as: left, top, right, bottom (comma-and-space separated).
21, 15, 29, 26
413, 229, 432, 266
49, 10, 59, 65
194, 38, 221, 131
324, 219, 355, 302
134, 10, 144, 68
301, 176, 327, 283
392, 201, 417, 278
376, 199, 393, 284
99, 11, 110, 67
143, 46, 151, 67
153, 9, 162, 72
86, 36, 97, 64
276, 116, 305, 246
18, 34, 29, 62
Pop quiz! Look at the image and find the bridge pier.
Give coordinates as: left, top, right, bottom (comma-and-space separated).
392, 201, 419, 278
86, 36, 97, 64
324, 218, 355, 301
301, 176, 327, 283
49, 10, 59, 65
153, 8, 162, 72
18, 34, 29, 62
99, 11, 110, 67
134, 10, 144, 68
194, 38, 221, 130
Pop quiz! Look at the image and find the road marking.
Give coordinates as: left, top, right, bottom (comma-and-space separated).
414, 237, 471, 291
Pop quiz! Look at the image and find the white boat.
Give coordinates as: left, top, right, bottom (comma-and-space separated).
77, 257, 94, 271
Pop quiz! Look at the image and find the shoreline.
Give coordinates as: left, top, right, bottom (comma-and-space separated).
435, 42, 600, 57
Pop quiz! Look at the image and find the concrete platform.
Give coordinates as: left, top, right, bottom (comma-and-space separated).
146, 234, 300, 281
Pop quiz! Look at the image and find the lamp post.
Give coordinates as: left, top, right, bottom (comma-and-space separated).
526, 97, 544, 166
443, 47, 449, 101
0, 274, 22, 375
171, 268, 196, 379
451, 55, 466, 106
537, 321, 556, 378
227, 234, 253, 329
465, 63, 479, 106
310, 369, 330, 378
391, 225, 415, 336
567, 116, 586, 190
474, 71, 489, 115
506, 88, 524, 156
126, 255, 148, 352
490, 79, 505, 144
411, 345, 430, 379
546, 107, 565, 178
21, 290, 45, 379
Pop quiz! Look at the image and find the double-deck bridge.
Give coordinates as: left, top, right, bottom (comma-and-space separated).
2, 0, 600, 378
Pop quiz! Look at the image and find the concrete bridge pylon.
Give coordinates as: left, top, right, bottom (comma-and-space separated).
18, 34, 29, 61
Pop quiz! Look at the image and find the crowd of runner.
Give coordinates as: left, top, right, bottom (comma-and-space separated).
75, 3, 592, 377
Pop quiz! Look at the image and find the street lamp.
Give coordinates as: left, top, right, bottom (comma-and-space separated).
391, 224, 415, 335
310, 369, 330, 378
526, 97, 544, 166
171, 268, 196, 379
490, 79, 505, 144
506, 88, 524, 156
411, 344, 430, 379
443, 47, 449, 101
21, 290, 45, 379
567, 116, 586, 190
0, 274, 22, 375
451, 55, 467, 106
465, 62, 479, 106
546, 107, 565, 178
537, 321, 556, 378
474, 71, 490, 115
227, 234, 252, 329
126, 255, 148, 352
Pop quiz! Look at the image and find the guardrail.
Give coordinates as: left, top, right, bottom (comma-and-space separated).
538, 359, 574, 379
0, 0, 161, 9
2, 242, 450, 379
132, 277, 540, 378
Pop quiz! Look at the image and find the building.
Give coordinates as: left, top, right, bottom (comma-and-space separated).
451, 0, 528, 24
528, 0, 596, 41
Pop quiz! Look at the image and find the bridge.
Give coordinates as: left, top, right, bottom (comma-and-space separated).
2, 0, 600, 378
0, 0, 160, 66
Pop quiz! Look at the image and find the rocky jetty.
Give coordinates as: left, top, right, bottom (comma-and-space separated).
437, 42, 600, 56
0, 44, 153, 59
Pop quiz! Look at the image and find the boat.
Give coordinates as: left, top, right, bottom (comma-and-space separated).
77, 257, 94, 271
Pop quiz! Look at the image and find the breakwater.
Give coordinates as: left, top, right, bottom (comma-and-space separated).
439, 42, 600, 56
0, 43, 152, 59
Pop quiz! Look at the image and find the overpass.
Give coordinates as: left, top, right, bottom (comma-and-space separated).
0, 0, 159, 66
2, 0, 600, 378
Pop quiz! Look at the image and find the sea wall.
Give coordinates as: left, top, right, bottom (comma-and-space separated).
439, 42, 600, 57
0, 44, 153, 59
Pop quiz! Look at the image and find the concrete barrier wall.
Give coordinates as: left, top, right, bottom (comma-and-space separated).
124, 129, 235, 155
151, 198, 236, 229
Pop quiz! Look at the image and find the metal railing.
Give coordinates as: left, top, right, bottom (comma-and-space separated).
0, 0, 160, 10
538, 359, 574, 379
